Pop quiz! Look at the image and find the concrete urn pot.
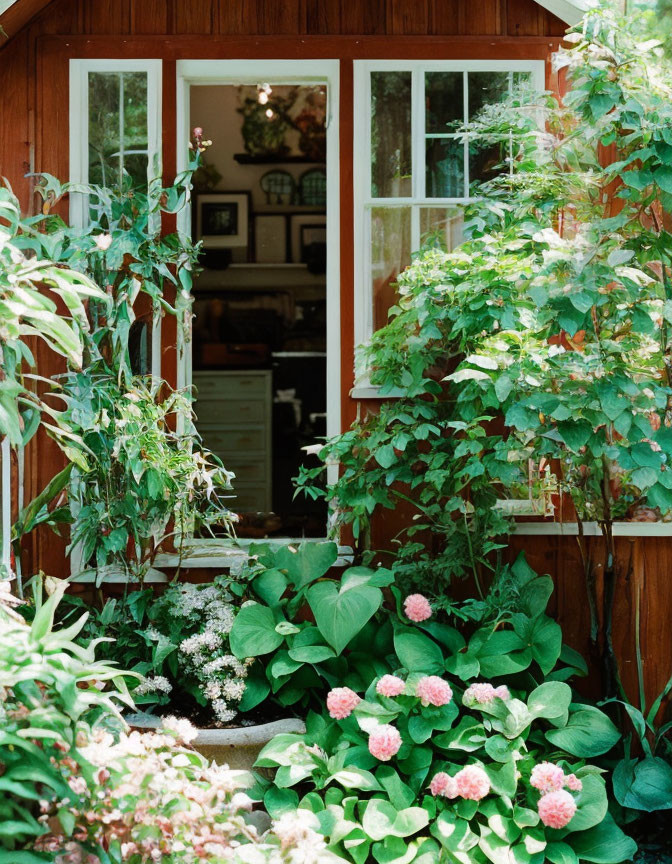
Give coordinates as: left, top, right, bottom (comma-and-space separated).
127, 713, 306, 771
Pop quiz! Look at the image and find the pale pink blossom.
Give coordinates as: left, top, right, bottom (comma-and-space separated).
326, 687, 361, 720
537, 789, 577, 828
530, 761, 566, 794
455, 765, 491, 801
404, 594, 432, 622
376, 675, 406, 697
565, 773, 583, 792
416, 676, 453, 707
94, 234, 112, 251
463, 682, 511, 705
368, 724, 402, 761
429, 771, 458, 798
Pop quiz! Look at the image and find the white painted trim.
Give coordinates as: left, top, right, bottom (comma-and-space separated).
69, 59, 162, 227
0, 437, 12, 579
175, 58, 341, 531
534, 0, 590, 26
512, 521, 672, 537
353, 59, 545, 392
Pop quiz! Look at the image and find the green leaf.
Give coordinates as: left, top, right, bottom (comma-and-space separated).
612, 756, 672, 811
229, 603, 284, 658
545, 705, 620, 757
394, 628, 444, 674
569, 774, 608, 831
275, 542, 338, 591
376, 444, 398, 469
527, 681, 571, 726
307, 580, 382, 655
545, 843, 578, 864
363, 799, 430, 841
264, 786, 299, 818
288, 644, 336, 664
329, 766, 382, 792
568, 815, 637, 863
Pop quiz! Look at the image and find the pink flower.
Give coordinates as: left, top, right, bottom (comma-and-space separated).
94, 234, 112, 251
416, 676, 453, 707
463, 682, 512, 705
530, 762, 566, 794
376, 675, 406, 697
429, 771, 458, 798
566, 773, 583, 792
537, 789, 577, 828
193, 126, 203, 137
455, 765, 491, 801
368, 724, 402, 761
404, 594, 432, 622
326, 687, 361, 720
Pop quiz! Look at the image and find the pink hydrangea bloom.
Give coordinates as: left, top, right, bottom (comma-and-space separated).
326, 687, 361, 720
376, 675, 406, 698
429, 772, 458, 798
463, 683, 497, 704
493, 685, 511, 700
530, 762, 566, 794
538, 790, 577, 828
455, 765, 491, 801
565, 773, 583, 792
416, 676, 453, 707
404, 594, 433, 622
368, 724, 402, 761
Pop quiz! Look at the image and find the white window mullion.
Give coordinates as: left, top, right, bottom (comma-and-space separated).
463, 71, 470, 199
411, 66, 425, 201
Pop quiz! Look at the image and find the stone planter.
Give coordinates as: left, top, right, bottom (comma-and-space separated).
127, 714, 306, 771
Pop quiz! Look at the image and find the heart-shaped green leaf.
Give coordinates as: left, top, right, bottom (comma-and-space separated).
307, 580, 382, 655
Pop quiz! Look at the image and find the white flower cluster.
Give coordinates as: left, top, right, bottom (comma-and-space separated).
167, 582, 252, 725
135, 675, 173, 696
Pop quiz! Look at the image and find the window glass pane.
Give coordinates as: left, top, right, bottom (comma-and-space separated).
468, 71, 510, 121
426, 138, 464, 198
88, 72, 148, 189
419, 207, 464, 251
371, 206, 411, 332
371, 72, 412, 198
425, 72, 463, 133
469, 139, 507, 191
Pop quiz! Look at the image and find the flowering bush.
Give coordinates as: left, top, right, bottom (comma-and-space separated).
255, 555, 636, 864
61, 577, 253, 725
257, 668, 635, 864
34, 718, 337, 864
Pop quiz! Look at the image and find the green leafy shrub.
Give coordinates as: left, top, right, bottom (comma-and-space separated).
256, 558, 635, 864
0, 581, 131, 859
228, 542, 399, 715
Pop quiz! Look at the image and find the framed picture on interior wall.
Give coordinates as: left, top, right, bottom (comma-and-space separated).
290, 214, 326, 265
254, 214, 288, 263
196, 192, 250, 249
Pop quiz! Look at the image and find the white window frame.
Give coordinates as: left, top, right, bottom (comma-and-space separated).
352, 59, 545, 398
173, 59, 341, 556
68, 58, 163, 581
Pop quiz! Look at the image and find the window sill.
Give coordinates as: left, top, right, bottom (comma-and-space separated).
512, 521, 672, 537
350, 385, 405, 399
154, 539, 354, 570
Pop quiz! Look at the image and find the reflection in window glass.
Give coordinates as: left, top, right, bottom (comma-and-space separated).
426, 138, 464, 198
371, 206, 411, 332
371, 72, 412, 198
419, 208, 464, 251
425, 72, 463, 133
468, 71, 510, 120
469, 139, 506, 191
88, 72, 148, 188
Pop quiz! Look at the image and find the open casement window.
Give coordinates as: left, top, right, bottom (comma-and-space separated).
69, 59, 162, 228
352, 60, 545, 396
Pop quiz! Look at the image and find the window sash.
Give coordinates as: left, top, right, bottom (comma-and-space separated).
353, 59, 545, 383
69, 59, 162, 228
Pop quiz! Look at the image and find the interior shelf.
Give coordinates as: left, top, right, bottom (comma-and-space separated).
233, 153, 325, 165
